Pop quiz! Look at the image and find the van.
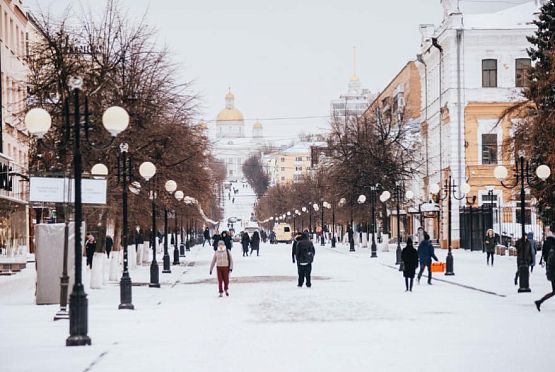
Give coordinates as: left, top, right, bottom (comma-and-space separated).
274, 223, 293, 243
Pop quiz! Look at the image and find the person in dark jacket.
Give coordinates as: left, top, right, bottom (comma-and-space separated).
536, 226, 555, 311
401, 237, 418, 292
240, 231, 250, 257
260, 230, 267, 243
85, 233, 96, 269
515, 236, 532, 286
105, 235, 113, 258
250, 231, 261, 256
528, 232, 537, 272
221, 231, 233, 251
540, 229, 555, 266
348, 225, 355, 251
484, 229, 497, 266
293, 232, 315, 287
211, 231, 221, 251
417, 232, 438, 284
203, 228, 211, 247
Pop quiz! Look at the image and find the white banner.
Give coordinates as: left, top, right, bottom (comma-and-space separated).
29, 177, 107, 204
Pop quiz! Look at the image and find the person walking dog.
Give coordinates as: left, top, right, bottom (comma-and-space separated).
209, 241, 234, 297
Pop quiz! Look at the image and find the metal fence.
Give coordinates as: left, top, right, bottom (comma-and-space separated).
460, 205, 545, 250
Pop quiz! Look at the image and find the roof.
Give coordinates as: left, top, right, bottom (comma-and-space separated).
281, 141, 326, 155
463, 1, 539, 30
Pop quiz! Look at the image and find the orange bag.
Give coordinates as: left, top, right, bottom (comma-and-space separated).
431, 262, 445, 273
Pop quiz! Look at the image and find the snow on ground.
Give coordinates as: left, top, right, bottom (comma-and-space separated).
2, 184, 555, 372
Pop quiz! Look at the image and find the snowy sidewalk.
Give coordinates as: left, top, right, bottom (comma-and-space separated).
1, 242, 555, 372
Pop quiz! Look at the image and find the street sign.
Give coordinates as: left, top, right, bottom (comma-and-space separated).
29, 177, 107, 204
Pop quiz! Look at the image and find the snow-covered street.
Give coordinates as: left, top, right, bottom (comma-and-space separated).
1, 238, 555, 372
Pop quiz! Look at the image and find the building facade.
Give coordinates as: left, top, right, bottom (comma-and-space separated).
1, 0, 30, 262
416, 0, 541, 248
211, 89, 266, 180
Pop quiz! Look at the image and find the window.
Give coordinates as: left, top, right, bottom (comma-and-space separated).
295, 156, 303, 162
515, 58, 531, 87
482, 59, 497, 87
280, 157, 285, 162
281, 176, 285, 181
481, 193, 498, 208
281, 167, 285, 171
481, 133, 497, 164
295, 166, 302, 171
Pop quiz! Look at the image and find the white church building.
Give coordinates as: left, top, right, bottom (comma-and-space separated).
211, 89, 265, 179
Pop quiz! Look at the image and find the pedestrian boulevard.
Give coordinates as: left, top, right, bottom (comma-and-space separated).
1, 239, 554, 372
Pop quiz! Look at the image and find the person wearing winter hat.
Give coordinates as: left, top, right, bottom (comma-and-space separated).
209, 240, 234, 297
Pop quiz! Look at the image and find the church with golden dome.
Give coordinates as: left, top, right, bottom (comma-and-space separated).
211, 89, 267, 179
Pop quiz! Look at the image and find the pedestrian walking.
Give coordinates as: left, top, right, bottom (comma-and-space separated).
484, 229, 497, 266
515, 236, 532, 286
203, 227, 211, 247
211, 230, 221, 251
209, 241, 234, 297
528, 232, 537, 272
348, 225, 354, 251
401, 237, 418, 292
260, 230, 267, 243
540, 228, 555, 266
250, 231, 261, 256
85, 233, 96, 269
535, 225, 555, 311
417, 232, 438, 285
293, 232, 315, 287
241, 231, 250, 257
105, 235, 113, 258
221, 231, 233, 250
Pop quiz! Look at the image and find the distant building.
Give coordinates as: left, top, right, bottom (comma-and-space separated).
264, 142, 326, 185
211, 89, 266, 179
330, 48, 373, 122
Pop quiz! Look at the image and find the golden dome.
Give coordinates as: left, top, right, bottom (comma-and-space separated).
217, 108, 244, 122
253, 120, 263, 129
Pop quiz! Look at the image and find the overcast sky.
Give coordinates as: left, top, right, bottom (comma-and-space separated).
32, 0, 531, 141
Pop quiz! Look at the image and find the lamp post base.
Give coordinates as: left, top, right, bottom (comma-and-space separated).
173, 248, 180, 265
149, 260, 160, 287
331, 237, 336, 248
371, 242, 377, 258
320, 236, 325, 246
118, 274, 134, 310
445, 251, 455, 276
162, 254, 171, 273
517, 264, 531, 293
66, 285, 91, 346
179, 243, 185, 257
395, 245, 402, 265
349, 240, 355, 252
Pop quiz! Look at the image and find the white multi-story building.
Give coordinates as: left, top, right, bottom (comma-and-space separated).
416, 0, 542, 247
330, 49, 373, 122
0, 0, 31, 263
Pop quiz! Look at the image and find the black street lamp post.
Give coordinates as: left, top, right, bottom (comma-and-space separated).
25, 77, 130, 346
494, 154, 551, 292
173, 191, 184, 265
162, 180, 177, 273
358, 186, 383, 258
431, 175, 471, 276
139, 162, 159, 288
118, 143, 134, 310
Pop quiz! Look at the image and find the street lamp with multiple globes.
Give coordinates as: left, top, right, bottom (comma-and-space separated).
358, 186, 389, 258
312, 203, 320, 242
25, 77, 129, 346
139, 161, 159, 288
494, 153, 551, 292
430, 176, 471, 276
301, 206, 307, 232
322, 201, 331, 246
162, 180, 177, 273
173, 190, 184, 265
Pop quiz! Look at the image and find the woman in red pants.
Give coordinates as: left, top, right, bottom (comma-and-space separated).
210, 240, 234, 297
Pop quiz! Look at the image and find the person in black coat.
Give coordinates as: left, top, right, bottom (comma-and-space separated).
536, 228, 555, 311
401, 237, 418, 292
212, 231, 221, 251
250, 231, 261, 256
203, 228, 211, 247
293, 232, 316, 287
241, 231, 250, 257
105, 235, 114, 258
221, 231, 233, 251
